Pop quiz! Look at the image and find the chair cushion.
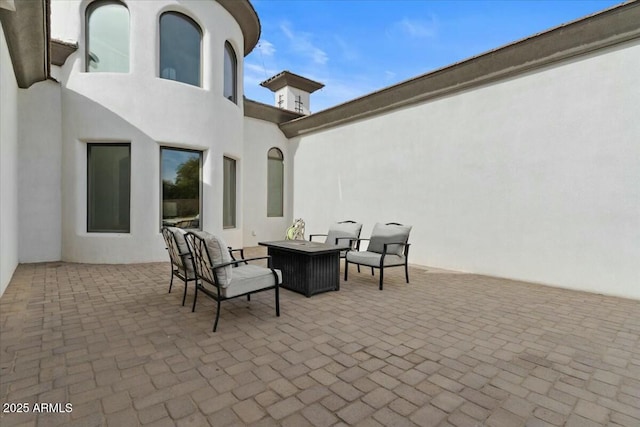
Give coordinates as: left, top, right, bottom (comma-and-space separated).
325, 222, 362, 249
193, 231, 233, 287
367, 223, 412, 255
346, 251, 406, 267
167, 227, 195, 278
222, 265, 282, 298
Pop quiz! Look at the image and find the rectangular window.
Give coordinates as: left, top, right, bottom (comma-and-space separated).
267, 149, 284, 217
223, 156, 236, 228
87, 144, 131, 232
161, 147, 202, 229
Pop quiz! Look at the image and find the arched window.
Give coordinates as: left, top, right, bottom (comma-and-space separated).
267, 148, 284, 217
160, 12, 201, 86
223, 41, 237, 103
86, 1, 129, 72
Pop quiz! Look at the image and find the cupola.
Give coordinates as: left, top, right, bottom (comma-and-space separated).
260, 71, 324, 115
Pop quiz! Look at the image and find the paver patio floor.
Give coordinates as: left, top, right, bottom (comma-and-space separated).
1, 248, 639, 427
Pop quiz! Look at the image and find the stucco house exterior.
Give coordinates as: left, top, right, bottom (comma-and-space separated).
1, 0, 639, 299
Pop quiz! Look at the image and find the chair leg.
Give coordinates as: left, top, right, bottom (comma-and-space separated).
247, 294, 251, 301
344, 261, 349, 281
181, 278, 188, 306
357, 265, 361, 273
191, 283, 199, 312
405, 262, 409, 284
371, 267, 374, 276
379, 267, 384, 290
213, 299, 221, 332
275, 286, 280, 317
168, 269, 174, 293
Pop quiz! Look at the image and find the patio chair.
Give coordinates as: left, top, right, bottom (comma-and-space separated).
344, 222, 412, 290
185, 231, 281, 332
161, 227, 197, 306
309, 220, 363, 258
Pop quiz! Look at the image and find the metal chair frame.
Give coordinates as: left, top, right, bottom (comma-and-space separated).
344, 222, 411, 290
309, 220, 363, 271
185, 232, 280, 332
161, 227, 197, 306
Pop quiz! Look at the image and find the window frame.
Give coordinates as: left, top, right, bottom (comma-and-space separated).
85, 0, 130, 73
87, 142, 131, 233
159, 146, 203, 230
159, 11, 203, 87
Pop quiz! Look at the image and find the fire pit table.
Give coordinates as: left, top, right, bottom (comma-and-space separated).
258, 240, 348, 297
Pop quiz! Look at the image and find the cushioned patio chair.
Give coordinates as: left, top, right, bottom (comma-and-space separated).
344, 222, 412, 290
309, 220, 363, 257
185, 231, 282, 332
161, 227, 197, 306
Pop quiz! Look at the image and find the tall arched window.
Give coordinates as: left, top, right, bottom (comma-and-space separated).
224, 41, 237, 103
86, 1, 129, 72
267, 148, 284, 217
160, 12, 201, 86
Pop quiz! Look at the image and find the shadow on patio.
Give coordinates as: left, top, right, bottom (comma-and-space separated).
1, 247, 639, 426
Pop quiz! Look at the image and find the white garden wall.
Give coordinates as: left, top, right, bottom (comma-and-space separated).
18, 81, 63, 263
0, 22, 19, 295
292, 40, 640, 299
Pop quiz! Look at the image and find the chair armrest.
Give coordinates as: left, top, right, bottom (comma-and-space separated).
347, 238, 369, 250
382, 242, 411, 255
228, 247, 244, 255
227, 247, 247, 264
212, 255, 273, 270
309, 234, 327, 241
335, 236, 357, 249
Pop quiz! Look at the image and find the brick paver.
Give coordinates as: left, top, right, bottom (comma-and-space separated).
1, 249, 639, 426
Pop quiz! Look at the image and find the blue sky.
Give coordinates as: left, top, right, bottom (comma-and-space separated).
243, 0, 621, 112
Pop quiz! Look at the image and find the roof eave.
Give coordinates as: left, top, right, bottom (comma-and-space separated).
0, 0, 49, 88
216, 0, 260, 56
244, 98, 304, 124
260, 70, 325, 93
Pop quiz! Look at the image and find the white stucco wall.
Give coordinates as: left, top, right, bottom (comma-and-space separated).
18, 81, 62, 262
51, 0, 247, 262
292, 40, 640, 299
0, 21, 19, 296
243, 117, 293, 246
275, 87, 312, 115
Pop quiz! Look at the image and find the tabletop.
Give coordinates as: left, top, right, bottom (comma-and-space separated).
258, 240, 349, 255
